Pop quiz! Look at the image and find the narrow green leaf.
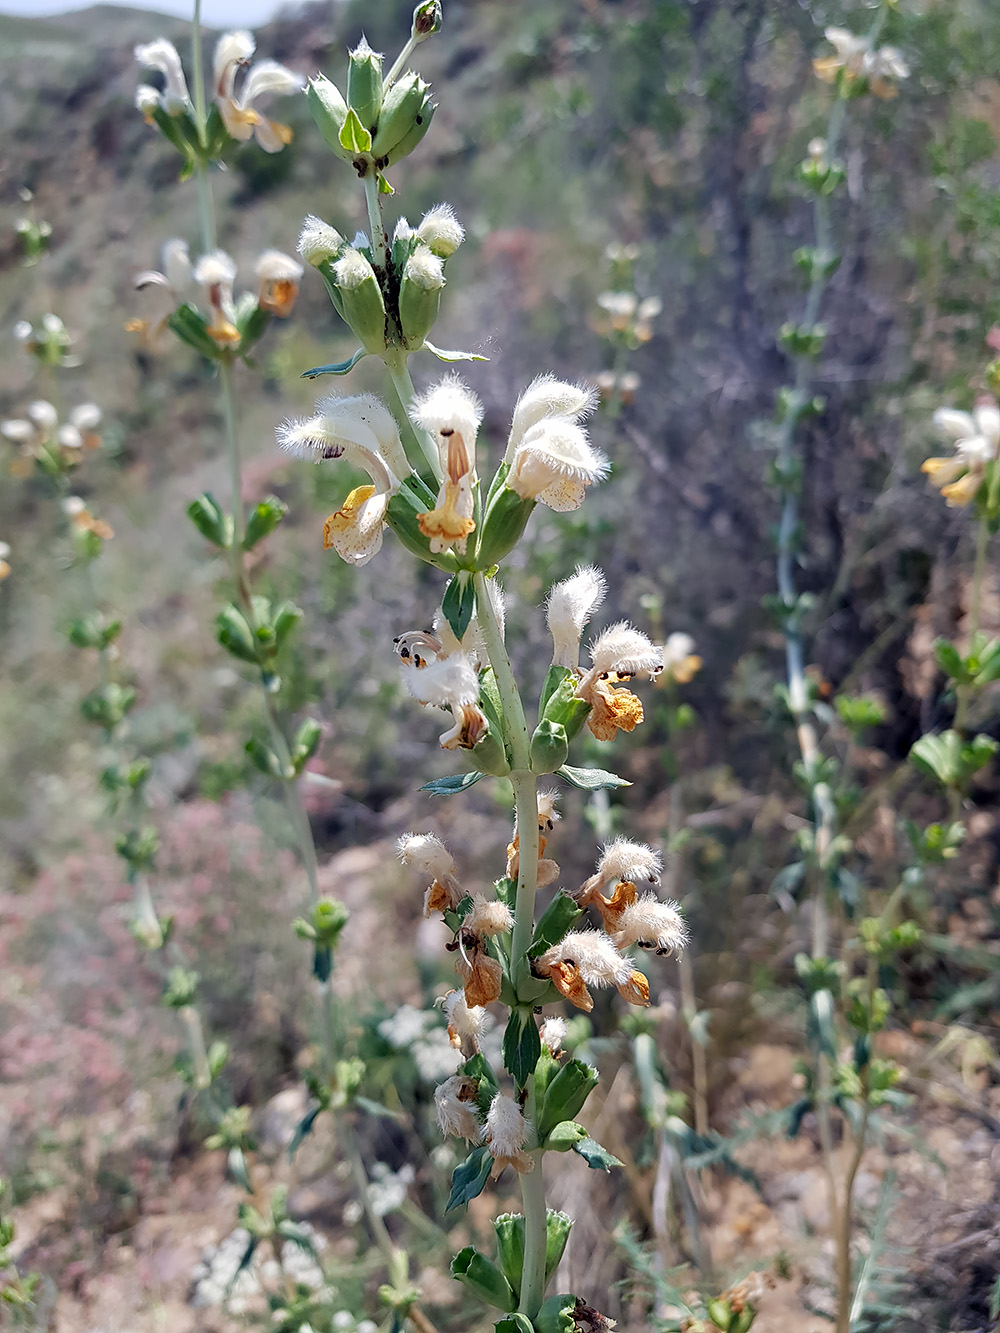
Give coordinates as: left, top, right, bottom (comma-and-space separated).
572, 1137, 622, 1171
451, 1246, 516, 1312
557, 764, 631, 791
543, 1121, 588, 1152
503, 1008, 541, 1087
243, 495, 288, 550
529, 892, 583, 957
424, 339, 489, 362
227, 1146, 252, 1193
419, 770, 484, 796
446, 1145, 493, 1212
339, 106, 372, 153
300, 348, 368, 378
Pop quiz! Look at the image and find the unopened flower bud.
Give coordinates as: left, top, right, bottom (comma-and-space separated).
331, 248, 387, 353
347, 37, 383, 132
297, 215, 344, 266
398, 244, 445, 349
417, 203, 465, 258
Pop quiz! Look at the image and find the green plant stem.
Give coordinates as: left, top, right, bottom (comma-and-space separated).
364, 172, 388, 270
181, 1003, 212, 1089
384, 34, 418, 91
384, 350, 441, 478
340, 1112, 408, 1290
835, 1101, 870, 1333
955, 514, 992, 734
472, 572, 548, 1315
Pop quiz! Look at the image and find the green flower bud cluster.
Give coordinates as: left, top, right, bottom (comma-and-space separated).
308, 48, 436, 185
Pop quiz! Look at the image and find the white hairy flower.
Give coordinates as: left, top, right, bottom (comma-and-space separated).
435, 1076, 483, 1142
442, 989, 486, 1044
398, 831, 455, 879
542, 930, 632, 988
71, 403, 102, 432
506, 374, 598, 457
923, 403, 1000, 507
539, 1016, 568, 1054
417, 203, 465, 258
28, 401, 58, 432
214, 30, 304, 153
506, 418, 610, 512
546, 565, 607, 669
255, 250, 303, 317
591, 838, 662, 889
404, 246, 446, 290
465, 895, 514, 938
587, 622, 663, 679
403, 653, 479, 709
485, 1094, 533, 1176
297, 215, 343, 265
278, 392, 407, 487
62, 496, 86, 518
611, 894, 687, 955
333, 247, 377, 290
0, 419, 33, 443
411, 376, 483, 455
537, 789, 561, 831
134, 38, 190, 113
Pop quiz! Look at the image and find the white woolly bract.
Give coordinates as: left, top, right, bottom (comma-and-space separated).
397, 832, 455, 878
588, 622, 663, 678
594, 838, 662, 886
485, 1094, 530, 1157
403, 653, 479, 708
507, 374, 599, 455
434, 1077, 482, 1142
546, 565, 607, 668
612, 895, 688, 953
404, 246, 446, 290
193, 250, 237, 287
411, 375, 483, 445
417, 203, 465, 257
465, 895, 514, 937
538, 931, 631, 988
298, 216, 343, 264
27, 401, 58, 431
442, 990, 486, 1040
255, 249, 303, 281
539, 1016, 568, 1053
332, 248, 376, 290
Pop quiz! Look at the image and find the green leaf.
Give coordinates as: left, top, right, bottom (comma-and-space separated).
557, 764, 631, 791
537, 1058, 599, 1139
419, 770, 484, 796
451, 1247, 516, 1312
529, 892, 583, 957
300, 348, 368, 378
423, 339, 489, 362
503, 1008, 541, 1087
544, 1210, 573, 1279
167, 302, 221, 360
187, 492, 233, 547
246, 736, 291, 781
572, 1137, 622, 1171
243, 495, 288, 550
934, 637, 967, 683
227, 1146, 252, 1193
495, 1317, 535, 1333
442, 572, 476, 642
543, 1120, 588, 1152
216, 605, 259, 664
292, 718, 323, 773
339, 106, 372, 153
462, 1051, 500, 1115
493, 1214, 525, 1299
446, 1145, 493, 1212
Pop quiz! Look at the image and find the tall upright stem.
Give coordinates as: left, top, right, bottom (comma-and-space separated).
364, 172, 388, 270
384, 350, 442, 478
473, 572, 547, 1315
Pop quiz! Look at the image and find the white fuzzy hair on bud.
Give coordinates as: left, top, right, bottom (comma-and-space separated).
333, 248, 376, 290
546, 565, 607, 669
255, 249, 303, 282
58, 425, 83, 450
539, 1016, 568, 1054
588, 622, 663, 679
397, 832, 455, 878
507, 375, 599, 457
213, 30, 255, 88
297, 216, 343, 265
442, 990, 486, 1042
403, 653, 479, 709
193, 249, 237, 288
135, 38, 190, 109
404, 246, 446, 290
417, 203, 465, 258
465, 895, 514, 938
538, 931, 632, 988
278, 393, 407, 481
612, 895, 688, 954
485, 1093, 530, 1157
593, 838, 662, 887
411, 375, 483, 447
434, 1076, 482, 1142
135, 85, 160, 113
